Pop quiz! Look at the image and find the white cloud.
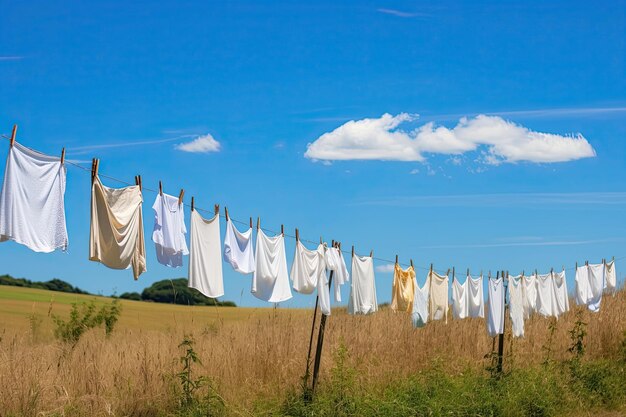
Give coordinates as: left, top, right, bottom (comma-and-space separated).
375, 264, 395, 273
304, 114, 596, 165
377, 8, 430, 18
409, 168, 419, 175
175, 134, 221, 153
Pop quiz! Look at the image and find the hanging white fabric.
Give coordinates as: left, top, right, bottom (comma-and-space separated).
188, 210, 224, 298
429, 270, 449, 323
522, 273, 538, 319
223, 218, 255, 274
452, 274, 484, 319
0, 141, 68, 252
508, 275, 525, 338
290, 240, 332, 315
604, 260, 616, 292
487, 276, 505, 337
552, 270, 570, 317
575, 264, 591, 307
324, 245, 349, 302
451, 278, 467, 319
411, 277, 429, 328
251, 229, 292, 303
588, 263, 605, 312
152, 193, 189, 268
89, 176, 146, 280
348, 254, 377, 315
536, 273, 555, 317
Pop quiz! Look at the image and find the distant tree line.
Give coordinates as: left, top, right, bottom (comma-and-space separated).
0, 274, 236, 307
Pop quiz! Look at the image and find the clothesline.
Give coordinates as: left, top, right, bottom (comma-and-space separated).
0, 132, 619, 278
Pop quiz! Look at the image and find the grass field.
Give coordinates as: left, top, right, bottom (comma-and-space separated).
1, 284, 625, 416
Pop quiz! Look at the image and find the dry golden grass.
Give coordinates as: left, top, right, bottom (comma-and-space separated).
0, 285, 624, 416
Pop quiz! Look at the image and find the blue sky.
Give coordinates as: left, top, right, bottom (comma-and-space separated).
1, 0, 625, 308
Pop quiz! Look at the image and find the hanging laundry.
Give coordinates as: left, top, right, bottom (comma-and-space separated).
604, 260, 616, 292
89, 176, 146, 280
452, 274, 484, 319
576, 263, 604, 312
348, 254, 377, 315
536, 273, 555, 317
0, 141, 68, 252
223, 218, 255, 274
391, 264, 416, 313
552, 270, 570, 317
508, 275, 525, 338
188, 210, 224, 298
152, 193, 188, 268
522, 273, 538, 319
324, 245, 349, 302
428, 270, 449, 323
487, 276, 505, 337
252, 229, 292, 303
411, 277, 429, 328
290, 241, 331, 315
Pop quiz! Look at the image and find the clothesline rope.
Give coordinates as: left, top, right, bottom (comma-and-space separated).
0, 133, 620, 277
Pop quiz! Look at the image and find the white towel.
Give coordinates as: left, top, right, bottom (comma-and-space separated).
0, 141, 68, 252
452, 274, 484, 319
348, 254, 377, 315
552, 270, 570, 317
411, 277, 429, 328
152, 193, 188, 268
291, 241, 331, 315
324, 246, 349, 302
223, 218, 255, 274
188, 210, 224, 298
522, 273, 538, 319
536, 273, 555, 317
487, 277, 505, 337
251, 229, 292, 303
509, 275, 525, 337
604, 260, 616, 292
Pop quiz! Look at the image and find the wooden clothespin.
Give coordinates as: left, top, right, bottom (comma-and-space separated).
159, 181, 163, 196
9, 124, 17, 147
320, 236, 323, 245
410, 259, 414, 268
191, 197, 195, 211
585, 260, 588, 266
488, 271, 492, 279
214, 204, 219, 215
91, 158, 99, 183
295, 228, 299, 242
496, 271, 500, 279
351, 246, 355, 258
430, 263, 433, 275
135, 175, 142, 191
452, 267, 455, 282
178, 189, 184, 206
466, 268, 470, 278
225, 207, 229, 221
446, 268, 450, 277
395, 255, 399, 265
369, 250, 373, 257
60, 148, 65, 165
249, 217, 253, 229
331, 239, 335, 247
280, 224, 284, 236
257, 217, 260, 230
575, 262, 578, 270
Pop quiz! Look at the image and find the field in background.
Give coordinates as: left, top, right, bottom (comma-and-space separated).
1, 285, 625, 416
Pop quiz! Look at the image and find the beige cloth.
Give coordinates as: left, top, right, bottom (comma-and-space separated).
391, 264, 416, 313
429, 270, 449, 323
89, 176, 146, 279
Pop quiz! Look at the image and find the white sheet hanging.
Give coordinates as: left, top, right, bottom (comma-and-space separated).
508, 275, 525, 338
188, 210, 224, 298
451, 278, 467, 319
411, 277, 429, 328
429, 271, 449, 323
223, 218, 255, 274
324, 245, 349, 302
552, 270, 570, 317
291, 241, 326, 294
575, 265, 591, 306
348, 254, 377, 315
0, 141, 68, 252
604, 260, 616, 292
89, 176, 146, 280
251, 229, 292, 303
588, 263, 605, 312
536, 273, 555, 317
522, 273, 538, 319
152, 193, 189, 268
452, 274, 484, 319
487, 277, 504, 337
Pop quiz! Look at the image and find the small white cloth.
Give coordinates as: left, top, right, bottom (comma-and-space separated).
348, 254, 377, 315
0, 141, 68, 252
252, 229, 292, 303
411, 277, 429, 328
508, 275, 525, 338
575, 265, 591, 307
152, 193, 188, 268
552, 270, 570, 317
576, 263, 605, 312
522, 273, 538, 319
223, 218, 255, 274
290, 241, 331, 315
451, 274, 484, 319
536, 273, 555, 317
188, 210, 224, 298
604, 260, 616, 292
324, 245, 349, 302
487, 277, 505, 337
89, 176, 146, 280
429, 271, 449, 322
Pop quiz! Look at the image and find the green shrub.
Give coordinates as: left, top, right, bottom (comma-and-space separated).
52, 299, 121, 344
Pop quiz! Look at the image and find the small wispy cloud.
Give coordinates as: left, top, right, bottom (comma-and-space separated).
426, 105, 626, 122
68, 135, 194, 155
175, 134, 221, 153
377, 8, 430, 18
0, 56, 24, 61
375, 264, 395, 273
419, 237, 624, 250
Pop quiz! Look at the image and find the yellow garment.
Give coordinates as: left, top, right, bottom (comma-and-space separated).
89, 176, 146, 280
391, 264, 416, 313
